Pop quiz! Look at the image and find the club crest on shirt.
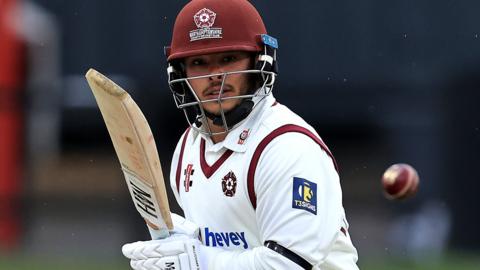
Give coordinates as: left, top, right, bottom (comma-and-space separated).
292, 177, 317, 215
221, 171, 237, 197
184, 164, 194, 192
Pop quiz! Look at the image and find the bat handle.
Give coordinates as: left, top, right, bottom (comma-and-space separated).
145, 219, 171, 240
148, 226, 170, 240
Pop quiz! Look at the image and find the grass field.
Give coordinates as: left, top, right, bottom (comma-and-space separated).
1, 253, 480, 269
360, 253, 480, 270
0, 257, 129, 270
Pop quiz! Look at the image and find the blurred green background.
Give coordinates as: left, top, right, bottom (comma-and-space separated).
2, 253, 480, 270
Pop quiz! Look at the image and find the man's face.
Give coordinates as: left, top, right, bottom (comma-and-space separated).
184, 51, 252, 115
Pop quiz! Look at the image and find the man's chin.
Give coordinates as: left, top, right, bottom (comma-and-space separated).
204, 108, 233, 117
203, 103, 238, 116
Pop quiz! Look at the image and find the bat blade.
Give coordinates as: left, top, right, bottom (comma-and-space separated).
85, 68, 172, 236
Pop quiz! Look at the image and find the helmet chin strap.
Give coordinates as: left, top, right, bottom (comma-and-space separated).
203, 98, 254, 129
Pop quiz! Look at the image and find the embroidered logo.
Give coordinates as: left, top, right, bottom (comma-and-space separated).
190, 8, 222, 41
184, 164, 194, 192
194, 8, 216, 28
221, 171, 237, 197
238, 129, 250, 145
292, 177, 317, 215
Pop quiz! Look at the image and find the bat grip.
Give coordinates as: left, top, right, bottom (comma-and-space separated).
148, 225, 170, 240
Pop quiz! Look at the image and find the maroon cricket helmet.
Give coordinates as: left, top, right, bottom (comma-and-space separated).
167, 0, 268, 61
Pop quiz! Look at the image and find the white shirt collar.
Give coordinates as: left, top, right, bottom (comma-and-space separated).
202, 94, 276, 153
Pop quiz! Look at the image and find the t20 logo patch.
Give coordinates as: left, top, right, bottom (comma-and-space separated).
238, 129, 250, 145
292, 177, 317, 215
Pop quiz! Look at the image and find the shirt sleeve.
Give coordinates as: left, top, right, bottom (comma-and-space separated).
206, 132, 354, 269
253, 132, 344, 265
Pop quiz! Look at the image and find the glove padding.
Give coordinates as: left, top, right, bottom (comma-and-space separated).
122, 235, 203, 270
123, 213, 209, 270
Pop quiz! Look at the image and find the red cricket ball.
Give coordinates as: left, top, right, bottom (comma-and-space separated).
382, 163, 419, 200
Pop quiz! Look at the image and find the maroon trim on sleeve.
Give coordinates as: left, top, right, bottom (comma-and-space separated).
247, 124, 338, 209
200, 138, 234, 178
176, 127, 191, 193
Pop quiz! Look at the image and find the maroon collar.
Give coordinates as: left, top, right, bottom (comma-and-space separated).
200, 138, 233, 178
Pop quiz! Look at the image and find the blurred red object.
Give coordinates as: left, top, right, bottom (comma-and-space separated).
0, 0, 26, 251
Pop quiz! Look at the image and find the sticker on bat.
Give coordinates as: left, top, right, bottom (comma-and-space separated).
122, 167, 166, 228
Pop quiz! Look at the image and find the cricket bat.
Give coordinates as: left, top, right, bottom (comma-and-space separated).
85, 68, 172, 238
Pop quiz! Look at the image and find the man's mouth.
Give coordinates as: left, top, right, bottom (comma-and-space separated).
203, 87, 233, 99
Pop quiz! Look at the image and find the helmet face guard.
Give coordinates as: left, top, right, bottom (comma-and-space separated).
167, 63, 277, 136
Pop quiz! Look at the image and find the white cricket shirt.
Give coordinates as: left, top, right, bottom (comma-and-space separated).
169, 94, 359, 269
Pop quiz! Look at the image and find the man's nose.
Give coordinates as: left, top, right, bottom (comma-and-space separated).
208, 65, 224, 80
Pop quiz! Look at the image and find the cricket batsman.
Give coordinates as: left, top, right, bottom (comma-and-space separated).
122, 0, 359, 269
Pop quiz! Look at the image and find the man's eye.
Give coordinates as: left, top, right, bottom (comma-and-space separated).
222, 56, 236, 63
191, 59, 205, 66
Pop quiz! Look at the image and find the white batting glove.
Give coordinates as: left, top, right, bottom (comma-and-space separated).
123, 213, 217, 270
122, 235, 205, 270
